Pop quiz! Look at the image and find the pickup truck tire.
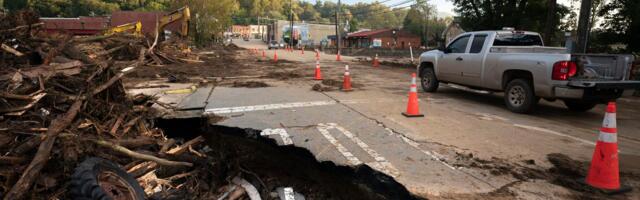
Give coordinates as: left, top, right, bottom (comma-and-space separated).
420, 67, 439, 92
563, 100, 597, 112
70, 157, 145, 200
504, 79, 537, 113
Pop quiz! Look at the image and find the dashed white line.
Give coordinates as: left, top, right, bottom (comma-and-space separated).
316, 124, 363, 166
327, 123, 400, 177
260, 128, 294, 145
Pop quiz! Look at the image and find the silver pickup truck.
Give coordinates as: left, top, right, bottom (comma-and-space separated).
418, 30, 640, 113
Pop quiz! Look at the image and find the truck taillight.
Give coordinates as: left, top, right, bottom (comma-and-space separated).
552, 61, 577, 80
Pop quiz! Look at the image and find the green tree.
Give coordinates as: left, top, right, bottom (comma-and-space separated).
4, 0, 28, 11
452, 0, 568, 44
403, 0, 435, 46
175, 0, 238, 45
598, 0, 640, 53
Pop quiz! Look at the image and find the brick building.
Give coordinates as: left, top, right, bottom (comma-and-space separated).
344, 29, 420, 49
40, 17, 109, 35
231, 25, 250, 38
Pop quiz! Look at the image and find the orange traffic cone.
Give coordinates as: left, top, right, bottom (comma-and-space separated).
273, 50, 278, 63
336, 50, 342, 61
402, 73, 424, 117
262, 49, 266, 59
314, 60, 323, 80
373, 54, 380, 67
341, 65, 352, 92
585, 102, 630, 193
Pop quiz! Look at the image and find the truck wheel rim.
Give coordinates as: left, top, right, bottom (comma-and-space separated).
98, 171, 137, 200
422, 71, 432, 87
508, 86, 526, 106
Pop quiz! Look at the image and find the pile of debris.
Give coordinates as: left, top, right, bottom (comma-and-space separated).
0, 11, 215, 199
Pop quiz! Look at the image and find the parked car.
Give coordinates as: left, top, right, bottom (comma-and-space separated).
418, 29, 640, 113
268, 41, 284, 49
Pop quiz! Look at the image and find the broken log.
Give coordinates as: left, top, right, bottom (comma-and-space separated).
1, 93, 47, 116
166, 136, 205, 155
3, 99, 83, 200
0, 156, 28, 165
1, 43, 25, 57
92, 139, 192, 167
109, 137, 156, 148
91, 66, 134, 95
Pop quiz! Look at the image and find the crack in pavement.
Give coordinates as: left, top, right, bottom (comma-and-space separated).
310, 84, 498, 189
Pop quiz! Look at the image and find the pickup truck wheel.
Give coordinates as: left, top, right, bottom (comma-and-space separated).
504, 79, 536, 113
420, 67, 439, 92
563, 100, 597, 112
70, 157, 145, 200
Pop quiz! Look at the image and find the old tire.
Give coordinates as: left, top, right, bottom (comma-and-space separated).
504, 79, 537, 114
420, 67, 439, 92
70, 157, 145, 200
563, 100, 597, 112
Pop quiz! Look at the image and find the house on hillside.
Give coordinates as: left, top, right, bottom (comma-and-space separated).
343, 29, 420, 49
442, 21, 465, 45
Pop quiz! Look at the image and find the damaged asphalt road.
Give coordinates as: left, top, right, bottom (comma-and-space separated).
127, 39, 640, 199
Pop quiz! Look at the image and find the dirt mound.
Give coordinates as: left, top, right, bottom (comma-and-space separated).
311, 83, 334, 92
319, 79, 364, 89
232, 81, 270, 88
267, 71, 303, 80
226, 43, 240, 50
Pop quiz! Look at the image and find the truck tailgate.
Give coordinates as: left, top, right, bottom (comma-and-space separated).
571, 54, 634, 81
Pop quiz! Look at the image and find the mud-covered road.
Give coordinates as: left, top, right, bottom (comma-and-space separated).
130, 39, 640, 199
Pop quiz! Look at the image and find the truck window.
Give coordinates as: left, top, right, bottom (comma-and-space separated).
470, 35, 487, 53
448, 35, 470, 53
493, 33, 543, 46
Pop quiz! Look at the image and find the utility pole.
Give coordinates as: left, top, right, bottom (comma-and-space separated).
543, 0, 557, 45
335, 0, 341, 51
576, 0, 592, 53
289, 0, 294, 48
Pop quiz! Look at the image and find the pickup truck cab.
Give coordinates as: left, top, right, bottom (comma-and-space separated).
418, 30, 640, 113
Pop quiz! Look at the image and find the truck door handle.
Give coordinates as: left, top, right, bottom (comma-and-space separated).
456, 57, 463, 61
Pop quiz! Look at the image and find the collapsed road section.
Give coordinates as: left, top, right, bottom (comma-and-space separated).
157, 117, 421, 200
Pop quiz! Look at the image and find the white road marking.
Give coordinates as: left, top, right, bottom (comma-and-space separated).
204, 99, 401, 115
327, 123, 400, 177
260, 128, 294, 145
205, 100, 337, 114
316, 124, 363, 166
475, 113, 509, 122
513, 124, 596, 146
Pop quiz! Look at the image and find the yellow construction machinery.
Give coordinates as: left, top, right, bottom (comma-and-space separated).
105, 21, 142, 36
158, 6, 190, 37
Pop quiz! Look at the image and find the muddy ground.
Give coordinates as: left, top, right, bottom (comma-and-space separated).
126, 46, 640, 199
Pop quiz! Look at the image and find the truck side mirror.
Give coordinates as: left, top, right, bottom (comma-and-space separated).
440, 47, 451, 54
